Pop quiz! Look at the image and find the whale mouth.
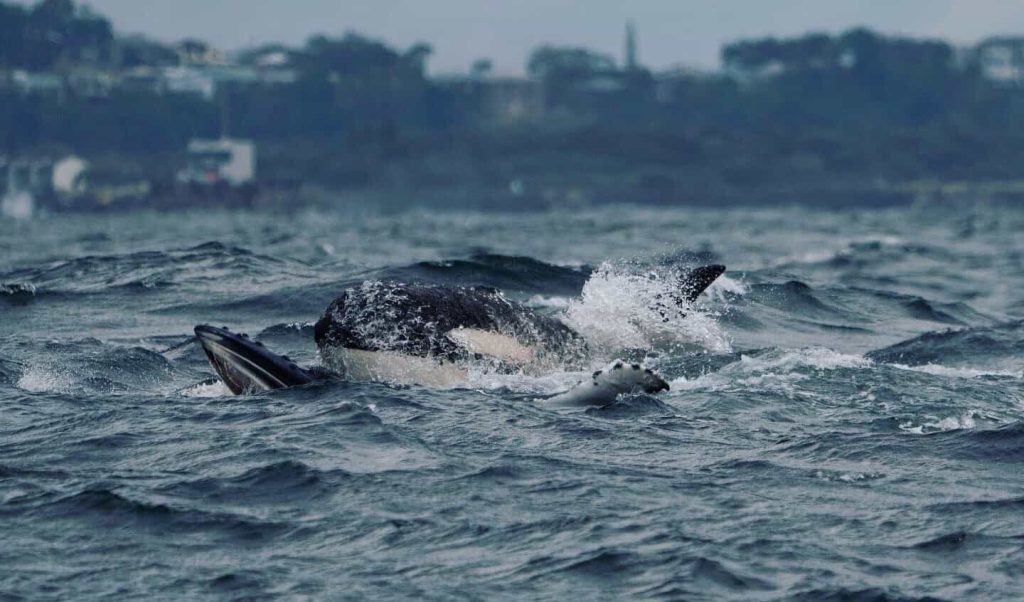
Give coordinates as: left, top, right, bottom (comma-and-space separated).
194, 325, 314, 395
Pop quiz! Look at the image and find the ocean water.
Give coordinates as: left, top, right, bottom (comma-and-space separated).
1, 203, 1023, 600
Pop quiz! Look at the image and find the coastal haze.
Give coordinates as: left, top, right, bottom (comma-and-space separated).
3, 1, 1024, 600
7, 0, 1024, 209
27, 0, 1024, 74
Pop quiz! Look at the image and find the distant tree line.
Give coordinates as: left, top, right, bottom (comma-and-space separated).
5, 0, 1024, 198
0, 0, 114, 69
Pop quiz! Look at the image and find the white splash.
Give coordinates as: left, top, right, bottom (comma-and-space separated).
705, 273, 747, 302
180, 380, 232, 398
564, 262, 731, 356
736, 347, 872, 373
815, 470, 885, 483
526, 294, 571, 310
771, 234, 905, 268
891, 363, 1022, 379
16, 366, 71, 394
463, 367, 585, 397
900, 412, 978, 434
669, 347, 871, 393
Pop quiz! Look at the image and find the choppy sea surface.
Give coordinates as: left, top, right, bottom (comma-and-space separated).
1, 203, 1023, 600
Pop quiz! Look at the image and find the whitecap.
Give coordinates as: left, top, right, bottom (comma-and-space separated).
180, 380, 232, 398
891, 363, 1021, 379
16, 366, 71, 394
735, 347, 872, 373
899, 412, 978, 434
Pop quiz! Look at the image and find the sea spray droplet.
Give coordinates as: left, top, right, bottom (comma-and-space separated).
565, 262, 732, 355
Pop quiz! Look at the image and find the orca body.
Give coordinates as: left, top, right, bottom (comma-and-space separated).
313, 281, 590, 373
193, 264, 725, 404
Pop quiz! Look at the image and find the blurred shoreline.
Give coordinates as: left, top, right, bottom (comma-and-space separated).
6, 1, 1024, 212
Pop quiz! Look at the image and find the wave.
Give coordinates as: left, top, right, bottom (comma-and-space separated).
157, 460, 336, 504
670, 347, 872, 391
0, 241, 313, 297
857, 288, 992, 325
890, 363, 1021, 379
8, 203, 1024, 600
0, 282, 37, 304
255, 322, 316, 340
737, 347, 871, 372
377, 252, 591, 297
898, 413, 978, 435
0, 355, 21, 385
584, 393, 672, 417
179, 379, 232, 397
156, 253, 590, 323
776, 236, 957, 271
31, 488, 290, 541
15, 340, 185, 395
911, 422, 1024, 462
788, 588, 950, 602
909, 530, 978, 551
742, 279, 992, 328
867, 321, 1024, 369
745, 280, 852, 320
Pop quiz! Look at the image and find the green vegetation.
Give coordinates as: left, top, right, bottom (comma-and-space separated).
0, 0, 114, 69
5, 0, 1024, 205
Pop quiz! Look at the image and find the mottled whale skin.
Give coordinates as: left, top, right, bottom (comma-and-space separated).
194, 264, 725, 404
544, 361, 670, 407
313, 281, 590, 372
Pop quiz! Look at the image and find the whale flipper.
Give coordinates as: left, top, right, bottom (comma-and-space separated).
194, 325, 325, 394
543, 361, 670, 407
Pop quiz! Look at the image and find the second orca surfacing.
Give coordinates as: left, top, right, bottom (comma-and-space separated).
195, 264, 725, 406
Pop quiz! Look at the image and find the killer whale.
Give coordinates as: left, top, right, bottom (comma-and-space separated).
194, 264, 725, 404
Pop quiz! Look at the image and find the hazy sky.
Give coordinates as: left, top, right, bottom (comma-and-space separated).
29, 0, 1024, 74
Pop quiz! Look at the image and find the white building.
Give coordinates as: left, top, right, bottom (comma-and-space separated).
1, 155, 89, 197
52, 156, 90, 195
9, 70, 65, 99
976, 38, 1024, 84
162, 66, 217, 99
178, 139, 256, 187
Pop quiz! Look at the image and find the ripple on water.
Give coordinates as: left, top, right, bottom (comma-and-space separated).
3, 206, 1024, 599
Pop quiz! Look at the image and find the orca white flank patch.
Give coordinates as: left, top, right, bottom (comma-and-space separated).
447, 327, 536, 364
323, 347, 468, 388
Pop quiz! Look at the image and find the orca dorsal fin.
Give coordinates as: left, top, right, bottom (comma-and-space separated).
678, 264, 726, 304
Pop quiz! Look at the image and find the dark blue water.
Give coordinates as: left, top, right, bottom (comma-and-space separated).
2, 204, 1023, 600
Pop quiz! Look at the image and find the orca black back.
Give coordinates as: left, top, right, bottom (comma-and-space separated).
314, 282, 589, 363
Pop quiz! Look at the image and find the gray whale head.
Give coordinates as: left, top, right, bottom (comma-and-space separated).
194, 325, 317, 394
